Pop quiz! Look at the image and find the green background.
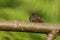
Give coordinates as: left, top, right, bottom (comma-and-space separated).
0, 0, 60, 40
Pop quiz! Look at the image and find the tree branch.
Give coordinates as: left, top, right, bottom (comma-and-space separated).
0, 21, 60, 33
46, 30, 59, 40
0, 21, 60, 40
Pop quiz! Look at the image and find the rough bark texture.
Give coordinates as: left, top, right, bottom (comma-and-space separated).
46, 30, 59, 40
0, 21, 60, 40
0, 21, 60, 32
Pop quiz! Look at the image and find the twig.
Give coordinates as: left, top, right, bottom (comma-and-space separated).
0, 21, 60, 40
46, 30, 59, 40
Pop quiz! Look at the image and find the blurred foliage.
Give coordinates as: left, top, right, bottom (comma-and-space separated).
0, 0, 21, 8
0, 0, 60, 40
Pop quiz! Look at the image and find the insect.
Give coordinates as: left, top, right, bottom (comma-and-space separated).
29, 13, 44, 23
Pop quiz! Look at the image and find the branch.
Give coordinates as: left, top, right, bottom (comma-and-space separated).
0, 21, 60, 40
46, 30, 59, 40
0, 21, 60, 33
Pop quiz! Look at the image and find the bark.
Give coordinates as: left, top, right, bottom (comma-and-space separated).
0, 21, 60, 40
46, 30, 59, 40
0, 21, 60, 32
